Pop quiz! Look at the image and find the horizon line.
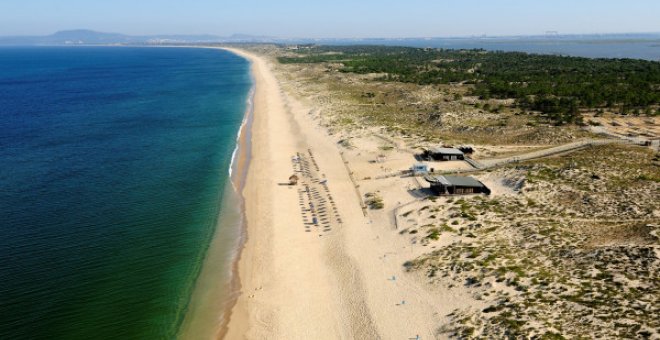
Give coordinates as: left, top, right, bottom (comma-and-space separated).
2, 29, 660, 41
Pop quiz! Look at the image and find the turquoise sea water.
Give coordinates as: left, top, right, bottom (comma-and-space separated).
0, 47, 251, 339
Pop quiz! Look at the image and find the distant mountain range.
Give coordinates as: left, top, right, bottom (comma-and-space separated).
1, 29, 659, 46
0, 29, 277, 45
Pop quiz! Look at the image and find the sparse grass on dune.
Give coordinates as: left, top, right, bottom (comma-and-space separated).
272, 55, 593, 145
401, 144, 658, 338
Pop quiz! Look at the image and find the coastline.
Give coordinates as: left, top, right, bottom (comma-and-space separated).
214, 52, 255, 339
177, 47, 254, 340
216, 47, 266, 339
214, 47, 257, 339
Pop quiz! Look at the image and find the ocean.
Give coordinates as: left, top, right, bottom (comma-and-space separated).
0, 47, 252, 339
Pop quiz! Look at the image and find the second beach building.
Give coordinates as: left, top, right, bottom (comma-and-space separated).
424, 175, 491, 195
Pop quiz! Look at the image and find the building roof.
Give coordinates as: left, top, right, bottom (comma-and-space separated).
424, 175, 485, 188
429, 147, 464, 155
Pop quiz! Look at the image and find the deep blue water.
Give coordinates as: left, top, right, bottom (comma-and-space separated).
0, 47, 251, 339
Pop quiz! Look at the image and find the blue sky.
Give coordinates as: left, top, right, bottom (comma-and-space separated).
1, 0, 659, 37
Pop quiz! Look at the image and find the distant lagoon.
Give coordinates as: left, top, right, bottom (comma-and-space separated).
325, 37, 660, 61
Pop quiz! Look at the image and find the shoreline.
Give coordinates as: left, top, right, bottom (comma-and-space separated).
215, 47, 262, 340
177, 47, 254, 340
215, 47, 255, 339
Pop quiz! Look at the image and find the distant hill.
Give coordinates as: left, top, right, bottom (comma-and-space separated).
0, 29, 277, 45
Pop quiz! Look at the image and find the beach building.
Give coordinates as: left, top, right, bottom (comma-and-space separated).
422, 147, 465, 161
424, 175, 491, 195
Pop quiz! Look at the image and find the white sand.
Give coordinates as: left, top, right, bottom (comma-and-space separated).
221, 48, 478, 340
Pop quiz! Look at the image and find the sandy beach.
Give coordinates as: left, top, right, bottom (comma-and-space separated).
219, 48, 480, 339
